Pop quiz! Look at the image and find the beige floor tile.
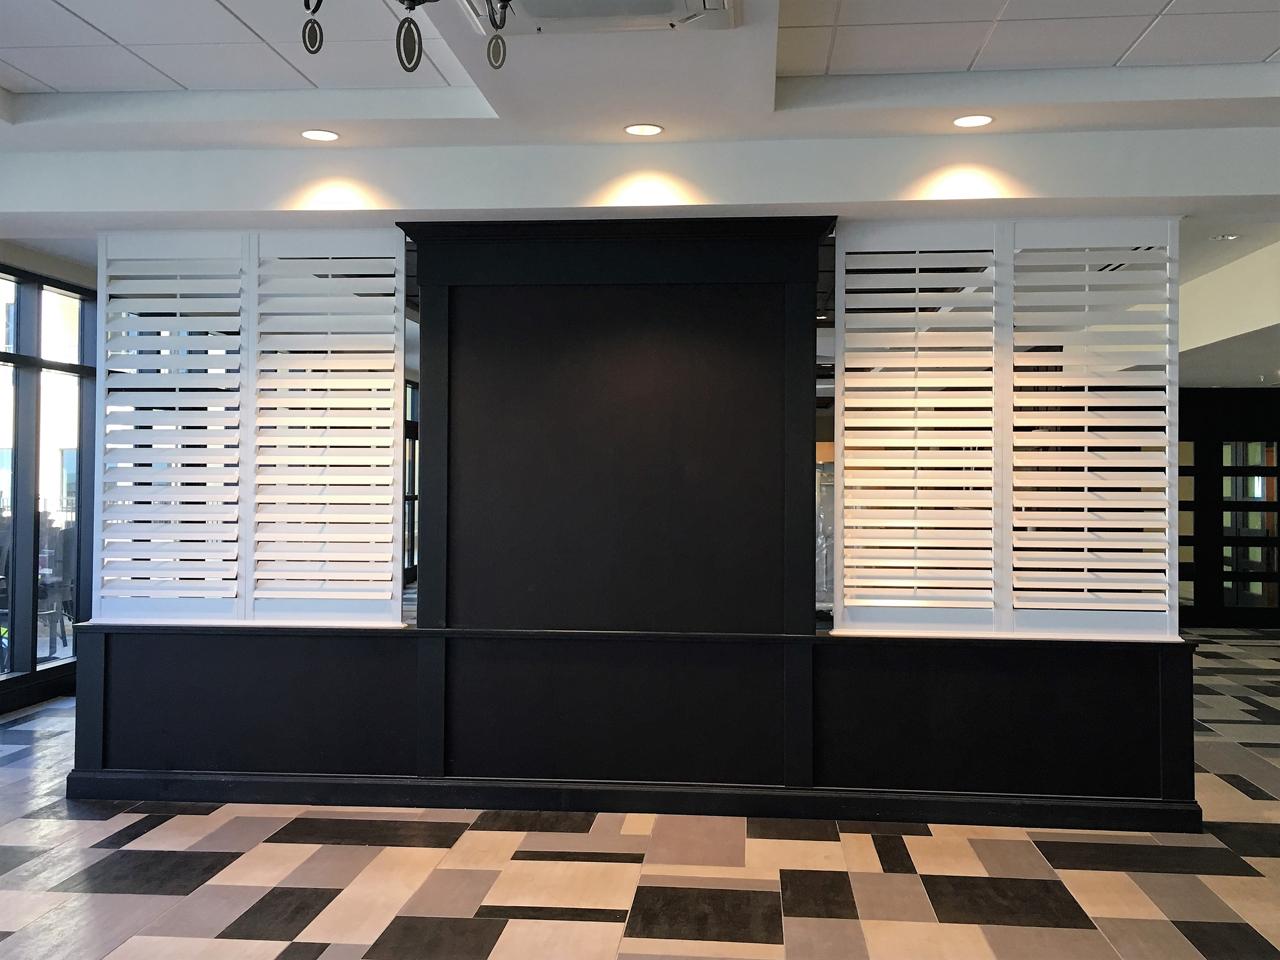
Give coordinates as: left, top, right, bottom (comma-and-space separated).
746, 839, 846, 874
206, 843, 320, 887
591, 813, 628, 835
841, 835, 882, 875
969, 839, 1056, 880
141, 885, 268, 938
190, 817, 293, 853
0, 817, 97, 847
860, 920, 995, 960
297, 847, 446, 944
482, 859, 641, 910
1056, 871, 1163, 920
1247, 856, 1280, 881
618, 936, 784, 959
979, 926, 1121, 960
1195, 774, 1280, 823
104, 935, 287, 959
281, 845, 383, 889
518, 832, 648, 855
902, 837, 986, 877
0, 890, 71, 932
647, 816, 746, 868
417, 808, 478, 824
123, 815, 231, 852
299, 807, 426, 821
60, 814, 147, 849
1130, 872, 1242, 922
1093, 918, 1204, 960
437, 830, 524, 870
488, 919, 623, 960
398, 868, 499, 917
1258, 921, 1280, 952
622, 813, 657, 836
1200, 875, 1280, 930
848, 873, 935, 923
783, 917, 868, 960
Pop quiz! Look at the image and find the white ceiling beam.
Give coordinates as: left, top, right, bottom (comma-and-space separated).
0, 126, 1277, 237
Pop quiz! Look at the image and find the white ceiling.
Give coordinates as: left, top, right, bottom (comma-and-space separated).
0, 0, 470, 92
778, 0, 1280, 76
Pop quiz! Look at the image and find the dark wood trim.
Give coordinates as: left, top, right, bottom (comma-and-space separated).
418, 284, 449, 629
783, 640, 814, 789
783, 281, 816, 635
417, 633, 446, 778
67, 770, 1201, 833
73, 632, 104, 771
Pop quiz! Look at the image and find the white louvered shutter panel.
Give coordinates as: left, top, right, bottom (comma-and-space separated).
96, 233, 246, 619
252, 231, 404, 621
836, 219, 1178, 640
1011, 225, 1174, 619
840, 228, 998, 620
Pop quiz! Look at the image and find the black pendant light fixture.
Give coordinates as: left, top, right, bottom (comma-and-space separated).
301, 0, 510, 72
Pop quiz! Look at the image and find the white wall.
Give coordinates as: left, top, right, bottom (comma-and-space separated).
0, 241, 94, 289
1180, 239, 1280, 352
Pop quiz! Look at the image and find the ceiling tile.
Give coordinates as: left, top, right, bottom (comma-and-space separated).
0, 58, 54, 93
217, 0, 434, 43
1124, 11, 1280, 64
829, 21, 991, 73
130, 43, 312, 90
0, 0, 110, 47
55, 0, 257, 44
776, 27, 832, 76
422, 39, 475, 87
1001, 0, 1167, 18
1167, 0, 1280, 11
0, 45, 181, 91
974, 17, 1150, 70
275, 40, 446, 88
781, 0, 839, 28
838, 0, 1004, 25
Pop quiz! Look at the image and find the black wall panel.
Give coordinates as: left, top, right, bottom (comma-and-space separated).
104, 631, 420, 776
445, 634, 786, 785
813, 640, 1165, 798
447, 283, 786, 634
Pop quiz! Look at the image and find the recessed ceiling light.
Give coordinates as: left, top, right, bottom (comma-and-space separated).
302, 129, 340, 142
1212, 233, 1240, 241
953, 115, 993, 128
817, 315, 829, 320
624, 123, 664, 137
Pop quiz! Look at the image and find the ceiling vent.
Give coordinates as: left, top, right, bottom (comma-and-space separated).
465, 0, 735, 35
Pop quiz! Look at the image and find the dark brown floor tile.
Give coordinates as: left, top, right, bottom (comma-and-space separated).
267, 818, 467, 848
1035, 840, 1262, 876
22, 798, 136, 821
1094, 918, 1205, 960
838, 822, 932, 837
1174, 921, 1280, 960
871, 835, 916, 875
624, 885, 783, 944
922, 875, 1094, 930
748, 818, 840, 842
0, 846, 49, 877
277, 941, 329, 959
127, 801, 225, 816
365, 916, 508, 960
510, 850, 644, 863
52, 849, 241, 895
475, 905, 629, 922
218, 887, 341, 941
1205, 822, 1280, 858
470, 811, 597, 833
781, 869, 857, 919
92, 814, 172, 849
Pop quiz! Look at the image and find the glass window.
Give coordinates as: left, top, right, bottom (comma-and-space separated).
36, 370, 79, 665
1223, 510, 1278, 538
1223, 580, 1278, 608
1178, 441, 1194, 467
40, 288, 81, 365
1223, 545, 1279, 575
1223, 475, 1276, 503
1, 277, 14, 354
0, 365, 12, 674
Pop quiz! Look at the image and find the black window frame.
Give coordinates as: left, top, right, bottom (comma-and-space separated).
0, 261, 96, 711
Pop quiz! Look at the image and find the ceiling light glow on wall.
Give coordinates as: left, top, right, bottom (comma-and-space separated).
302, 129, 340, 142
953, 115, 993, 128
625, 124, 664, 137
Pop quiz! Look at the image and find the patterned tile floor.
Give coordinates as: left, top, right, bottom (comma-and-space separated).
0, 633, 1276, 959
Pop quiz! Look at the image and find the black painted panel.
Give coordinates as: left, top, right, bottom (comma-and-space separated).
445, 635, 786, 785
448, 283, 786, 634
813, 640, 1166, 799
104, 632, 419, 775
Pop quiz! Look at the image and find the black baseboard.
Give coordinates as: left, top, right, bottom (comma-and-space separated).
0, 662, 75, 715
66, 769, 1202, 833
